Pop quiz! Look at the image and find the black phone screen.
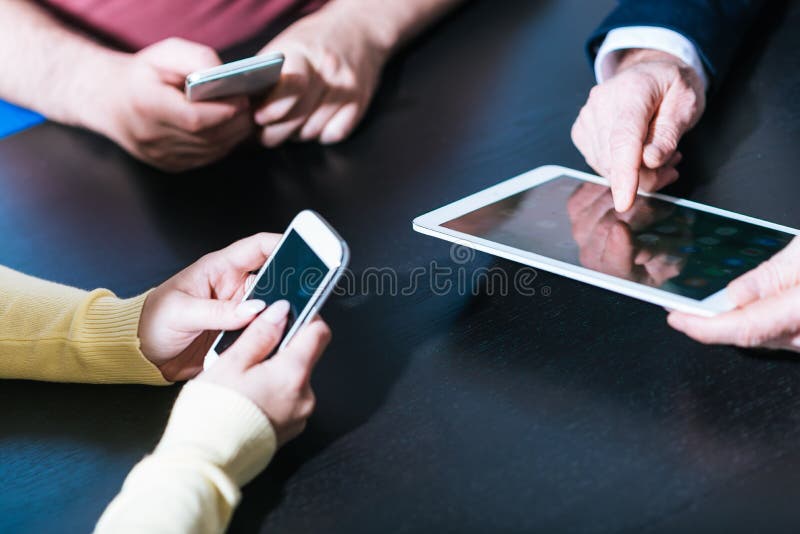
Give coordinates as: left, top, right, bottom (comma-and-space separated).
214, 229, 329, 355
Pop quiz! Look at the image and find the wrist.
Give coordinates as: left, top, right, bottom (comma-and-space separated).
156, 381, 277, 487
616, 48, 687, 72
317, 0, 404, 56
616, 48, 705, 101
76, 50, 132, 139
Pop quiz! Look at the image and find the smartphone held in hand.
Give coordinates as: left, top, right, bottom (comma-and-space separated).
203, 210, 349, 369
185, 53, 284, 102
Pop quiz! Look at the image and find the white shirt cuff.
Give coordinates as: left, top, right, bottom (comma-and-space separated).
594, 26, 709, 91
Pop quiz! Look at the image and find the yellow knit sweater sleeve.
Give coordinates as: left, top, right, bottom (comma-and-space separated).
0, 265, 167, 385
95, 381, 277, 533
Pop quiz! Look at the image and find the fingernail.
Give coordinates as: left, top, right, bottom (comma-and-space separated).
236, 299, 267, 317
667, 313, 683, 329
255, 112, 267, 125
320, 128, 342, 145
262, 300, 290, 324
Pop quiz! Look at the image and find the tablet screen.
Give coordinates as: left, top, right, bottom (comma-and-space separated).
442, 176, 793, 300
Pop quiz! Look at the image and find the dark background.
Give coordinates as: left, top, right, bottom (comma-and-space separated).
1, 0, 800, 532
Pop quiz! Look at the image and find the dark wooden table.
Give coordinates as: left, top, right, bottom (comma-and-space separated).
2, 1, 800, 531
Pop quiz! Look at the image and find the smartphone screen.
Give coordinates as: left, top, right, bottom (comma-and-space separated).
213, 229, 330, 355
441, 175, 794, 300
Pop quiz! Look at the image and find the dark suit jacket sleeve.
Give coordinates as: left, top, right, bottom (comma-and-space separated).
587, 1, 767, 86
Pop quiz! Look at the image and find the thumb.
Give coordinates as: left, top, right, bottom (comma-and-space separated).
727, 238, 800, 306
273, 319, 332, 383
176, 295, 267, 332
223, 300, 291, 368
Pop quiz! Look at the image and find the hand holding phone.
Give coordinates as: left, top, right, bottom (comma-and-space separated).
185, 53, 284, 102
204, 211, 349, 370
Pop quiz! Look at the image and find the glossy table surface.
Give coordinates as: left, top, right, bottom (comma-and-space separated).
2, 1, 800, 532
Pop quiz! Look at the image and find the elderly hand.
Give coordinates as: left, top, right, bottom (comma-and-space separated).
571, 48, 706, 212
668, 238, 800, 352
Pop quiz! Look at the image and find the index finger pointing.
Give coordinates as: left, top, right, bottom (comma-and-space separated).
608, 124, 646, 213
607, 90, 655, 212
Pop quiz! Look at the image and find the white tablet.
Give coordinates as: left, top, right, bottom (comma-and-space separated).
413, 165, 799, 316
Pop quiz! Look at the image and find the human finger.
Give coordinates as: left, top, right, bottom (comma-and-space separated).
222, 300, 291, 367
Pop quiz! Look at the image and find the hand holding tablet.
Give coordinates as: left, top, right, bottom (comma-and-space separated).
667, 237, 800, 353
414, 165, 798, 317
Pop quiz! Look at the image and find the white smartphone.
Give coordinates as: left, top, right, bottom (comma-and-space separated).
203, 210, 349, 370
413, 165, 800, 317
185, 52, 284, 102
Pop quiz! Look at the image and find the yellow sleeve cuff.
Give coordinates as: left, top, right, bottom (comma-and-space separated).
0, 265, 168, 385
75, 290, 169, 385
156, 380, 278, 487
94, 382, 276, 534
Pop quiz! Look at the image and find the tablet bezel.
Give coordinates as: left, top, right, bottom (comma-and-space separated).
413, 165, 800, 316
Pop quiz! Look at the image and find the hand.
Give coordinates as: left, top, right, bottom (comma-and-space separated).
571, 48, 706, 212
99, 38, 254, 172
137, 233, 281, 381
198, 305, 332, 446
668, 238, 800, 352
253, 7, 390, 146
567, 183, 681, 286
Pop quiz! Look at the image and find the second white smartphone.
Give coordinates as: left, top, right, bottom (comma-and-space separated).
204, 210, 349, 370
185, 52, 284, 102
413, 165, 799, 317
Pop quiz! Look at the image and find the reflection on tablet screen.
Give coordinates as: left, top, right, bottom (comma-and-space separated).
442, 176, 793, 299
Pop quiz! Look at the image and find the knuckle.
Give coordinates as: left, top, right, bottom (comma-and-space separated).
570, 119, 584, 146
760, 261, 787, 295
315, 322, 332, 343
300, 394, 316, 418
182, 110, 203, 133
319, 51, 341, 77
735, 318, 764, 347
290, 374, 307, 395
339, 67, 357, 88
588, 84, 604, 101
654, 126, 680, 150
136, 129, 162, 147
143, 144, 166, 161
252, 318, 281, 342
163, 36, 185, 47
196, 251, 218, 272
252, 231, 274, 244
